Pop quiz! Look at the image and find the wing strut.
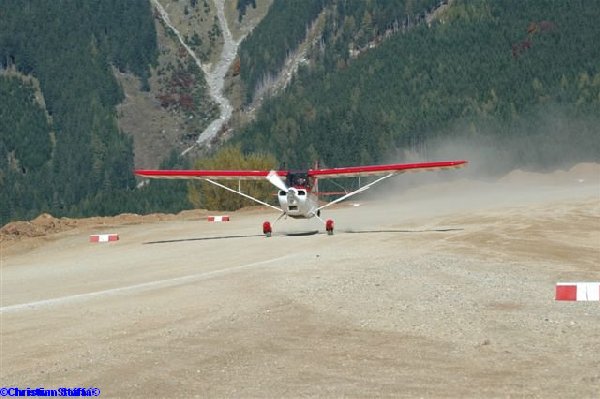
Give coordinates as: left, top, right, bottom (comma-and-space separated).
314, 173, 394, 213
204, 178, 283, 212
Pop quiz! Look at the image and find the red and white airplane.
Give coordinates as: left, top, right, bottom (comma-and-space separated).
135, 160, 467, 236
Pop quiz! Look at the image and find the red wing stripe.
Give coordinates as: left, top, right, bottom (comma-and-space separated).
135, 161, 467, 180
308, 160, 467, 178
135, 170, 287, 180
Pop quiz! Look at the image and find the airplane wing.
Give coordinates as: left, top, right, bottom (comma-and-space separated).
134, 168, 287, 212
308, 160, 467, 179
134, 169, 288, 180
310, 160, 468, 212
135, 161, 466, 180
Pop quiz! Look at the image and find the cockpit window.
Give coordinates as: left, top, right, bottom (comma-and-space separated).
287, 171, 310, 188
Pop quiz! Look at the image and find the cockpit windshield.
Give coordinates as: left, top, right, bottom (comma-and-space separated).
286, 171, 310, 188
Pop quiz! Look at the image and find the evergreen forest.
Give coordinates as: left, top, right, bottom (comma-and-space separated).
236, 0, 600, 172
0, 0, 189, 224
1, 0, 599, 224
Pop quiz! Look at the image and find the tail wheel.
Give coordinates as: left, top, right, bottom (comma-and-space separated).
325, 219, 334, 236
262, 221, 272, 237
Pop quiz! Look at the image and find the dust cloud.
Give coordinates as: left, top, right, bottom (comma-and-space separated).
342, 110, 600, 231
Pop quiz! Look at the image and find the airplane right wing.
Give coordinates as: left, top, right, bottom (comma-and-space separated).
308, 160, 467, 179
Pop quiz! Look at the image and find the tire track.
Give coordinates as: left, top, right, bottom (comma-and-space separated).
0, 255, 293, 313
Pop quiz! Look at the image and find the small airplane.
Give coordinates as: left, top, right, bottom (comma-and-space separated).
135, 160, 467, 237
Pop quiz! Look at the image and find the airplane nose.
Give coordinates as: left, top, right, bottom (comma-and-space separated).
287, 188, 297, 204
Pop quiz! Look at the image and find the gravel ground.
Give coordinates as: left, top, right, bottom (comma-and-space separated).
1, 166, 599, 397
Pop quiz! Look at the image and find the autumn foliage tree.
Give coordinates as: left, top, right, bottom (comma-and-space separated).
187, 145, 278, 211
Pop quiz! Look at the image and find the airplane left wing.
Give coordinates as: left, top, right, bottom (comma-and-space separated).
308, 160, 467, 179
135, 169, 288, 180
134, 169, 286, 212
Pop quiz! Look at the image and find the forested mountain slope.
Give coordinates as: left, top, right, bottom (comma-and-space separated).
0, 0, 159, 223
1, 0, 256, 224
237, 0, 441, 105
235, 0, 600, 171
1, 0, 599, 224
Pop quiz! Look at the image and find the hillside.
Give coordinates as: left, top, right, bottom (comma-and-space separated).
0, 0, 267, 224
234, 0, 600, 172
1, 0, 599, 225
0, 0, 159, 224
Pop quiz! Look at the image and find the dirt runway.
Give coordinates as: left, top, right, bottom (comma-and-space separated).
1, 165, 599, 397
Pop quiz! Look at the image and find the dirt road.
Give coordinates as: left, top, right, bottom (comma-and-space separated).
1, 165, 599, 397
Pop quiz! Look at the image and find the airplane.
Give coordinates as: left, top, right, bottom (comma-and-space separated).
135, 160, 467, 237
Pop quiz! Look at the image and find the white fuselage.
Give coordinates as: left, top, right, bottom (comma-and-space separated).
277, 188, 319, 219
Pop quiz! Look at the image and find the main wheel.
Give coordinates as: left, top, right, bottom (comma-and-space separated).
325, 219, 334, 236
262, 221, 272, 237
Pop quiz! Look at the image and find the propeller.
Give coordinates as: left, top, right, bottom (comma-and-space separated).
267, 170, 288, 191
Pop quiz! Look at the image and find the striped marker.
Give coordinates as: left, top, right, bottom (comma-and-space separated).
89, 233, 119, 243
555, 282, 600, 301
208, 215, 230, 222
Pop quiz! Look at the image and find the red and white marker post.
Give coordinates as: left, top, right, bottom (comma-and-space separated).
555, 282, 600, 301
208, 215, 230, 222
89, 233, 119, 243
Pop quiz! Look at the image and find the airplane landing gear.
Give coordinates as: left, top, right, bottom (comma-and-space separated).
326, 219, 334, 236
262, 221, 272, 237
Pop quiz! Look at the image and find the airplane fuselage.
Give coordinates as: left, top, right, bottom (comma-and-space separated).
276, 188, 319, 218
276, 171, 319, 218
